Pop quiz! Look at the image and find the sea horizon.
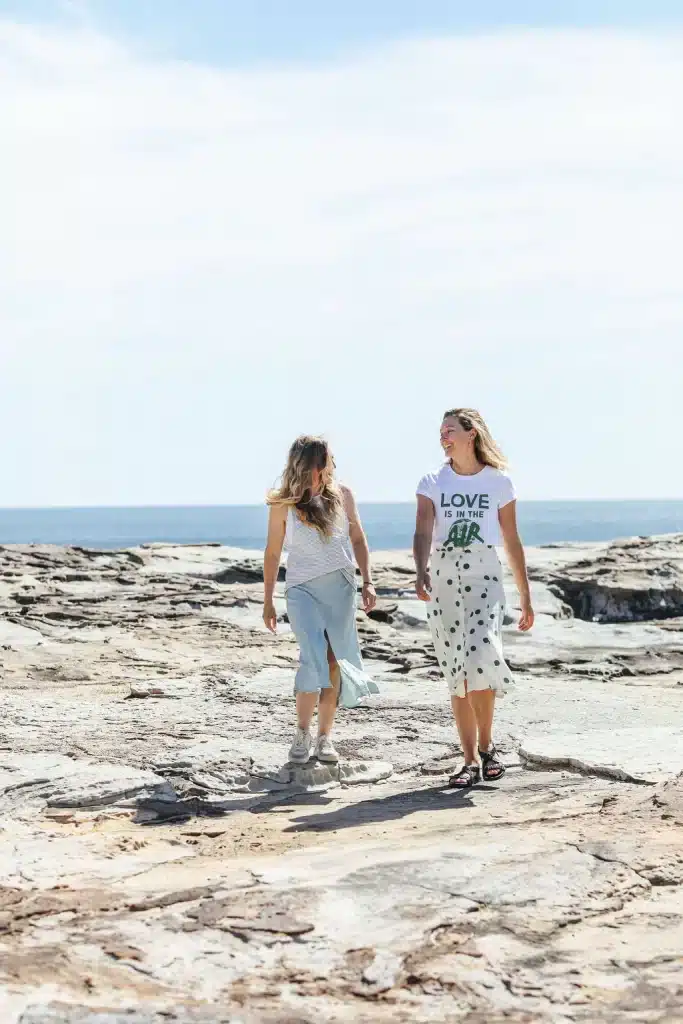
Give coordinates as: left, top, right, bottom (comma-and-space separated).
0, 500, 680, 551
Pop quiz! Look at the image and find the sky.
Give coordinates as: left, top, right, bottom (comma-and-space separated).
1, 2, 682, 506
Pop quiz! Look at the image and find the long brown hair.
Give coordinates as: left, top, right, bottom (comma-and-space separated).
443, 408, 507, 470
267, 435, 342, 537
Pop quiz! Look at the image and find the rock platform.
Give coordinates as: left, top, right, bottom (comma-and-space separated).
1, 536, 682, 1021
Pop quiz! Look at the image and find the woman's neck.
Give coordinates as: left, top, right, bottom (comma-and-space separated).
449, 455, 484, 476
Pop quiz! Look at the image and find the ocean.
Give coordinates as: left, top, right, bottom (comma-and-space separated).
0, 502, 680, 550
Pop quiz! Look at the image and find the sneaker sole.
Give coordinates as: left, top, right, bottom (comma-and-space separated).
315, 753, 339, 763
289, 752, 312, 763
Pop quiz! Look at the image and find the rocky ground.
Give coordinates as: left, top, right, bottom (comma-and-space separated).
1, 533, 682, 1023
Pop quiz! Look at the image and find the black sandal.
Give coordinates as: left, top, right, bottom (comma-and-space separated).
479, 746, 506, 781
447, 764, 481, 788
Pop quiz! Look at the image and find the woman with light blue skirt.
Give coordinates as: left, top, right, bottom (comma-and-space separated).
263, 436, 376, 764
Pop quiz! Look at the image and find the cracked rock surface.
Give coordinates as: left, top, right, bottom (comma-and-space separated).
1, 537, 683, 1022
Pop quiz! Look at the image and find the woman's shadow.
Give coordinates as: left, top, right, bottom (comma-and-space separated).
261, 773, 501, 833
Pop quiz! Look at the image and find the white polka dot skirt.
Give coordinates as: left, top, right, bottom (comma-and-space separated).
426, 544, 512, 699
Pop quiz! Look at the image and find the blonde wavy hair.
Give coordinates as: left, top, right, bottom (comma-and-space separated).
267, 435, 342, 537
443, 408, 508, 470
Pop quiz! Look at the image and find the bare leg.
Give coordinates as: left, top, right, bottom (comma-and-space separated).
468, 689, 496, 752
295, 691, 318, 731
317, 644, 341, 737
468, 688, 505, 780
450, 692, 478, 764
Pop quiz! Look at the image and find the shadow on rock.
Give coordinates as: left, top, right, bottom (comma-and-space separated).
134, 796, 245, 825
282, 783, 499, 833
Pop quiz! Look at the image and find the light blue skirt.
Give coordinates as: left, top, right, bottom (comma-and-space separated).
286, 570, 363, 693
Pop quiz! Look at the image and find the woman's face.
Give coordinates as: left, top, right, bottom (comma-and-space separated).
440, 417, 475, 460
310, 452, 333, 493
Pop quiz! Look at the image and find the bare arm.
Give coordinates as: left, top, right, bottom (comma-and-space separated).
413, 494, 435, 601
498, 501, 534, 632
262, 503, 287, 632
342, 486, 376, 613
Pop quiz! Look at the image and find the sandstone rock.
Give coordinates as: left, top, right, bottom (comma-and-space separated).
18, 1008, 269, 1023
1, 538, 683, 1022
519, 726, 683, 783
545, 533, 683, 623
366, 601, 398, 624
0, 754, 176, 814
338, 760, 394, 785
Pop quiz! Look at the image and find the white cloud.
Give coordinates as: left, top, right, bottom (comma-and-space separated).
1, 20, 682, 504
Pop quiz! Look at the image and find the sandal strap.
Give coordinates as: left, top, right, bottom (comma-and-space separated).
449, 764, 480, 787
479, 747, 505, 778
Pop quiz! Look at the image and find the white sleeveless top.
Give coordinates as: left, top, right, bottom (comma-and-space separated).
284, 503, 356, 591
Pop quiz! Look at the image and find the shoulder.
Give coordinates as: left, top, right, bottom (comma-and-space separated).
483, 467, 516, 506
417, 464, 448, 493
338, 483, 357, 515
484, 466, 513, 485
268, 501, 288, 521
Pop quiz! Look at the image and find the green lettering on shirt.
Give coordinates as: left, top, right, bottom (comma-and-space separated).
445, 519, 484, 547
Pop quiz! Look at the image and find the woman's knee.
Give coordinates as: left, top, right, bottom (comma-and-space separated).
296, 686, 320, 700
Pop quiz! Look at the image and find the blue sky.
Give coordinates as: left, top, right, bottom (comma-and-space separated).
1, 2, 682, 505
3, 0, 683, 63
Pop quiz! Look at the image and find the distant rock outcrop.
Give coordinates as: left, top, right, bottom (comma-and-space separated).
544, 533, 683, 622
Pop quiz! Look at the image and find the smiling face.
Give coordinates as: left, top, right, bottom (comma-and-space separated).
440, 415, 476, 461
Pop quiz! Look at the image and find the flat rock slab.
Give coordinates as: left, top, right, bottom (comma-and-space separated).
520, 726, 683, 783
18, 1009, 264, 1023
20, 830, 649, 1007
0, 621, 45, 647
0, 754, 176, 813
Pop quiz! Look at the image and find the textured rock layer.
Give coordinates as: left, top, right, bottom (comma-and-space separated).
1, 537, 682, 1021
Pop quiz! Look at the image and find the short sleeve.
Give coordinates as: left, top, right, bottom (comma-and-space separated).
416, 473, 435, 501
497, 473, 516, 509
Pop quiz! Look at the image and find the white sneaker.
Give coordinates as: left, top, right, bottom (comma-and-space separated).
314, 734, 339, 763
288, 727, 313, 763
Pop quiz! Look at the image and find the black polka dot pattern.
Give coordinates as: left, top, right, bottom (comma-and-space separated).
425, 545, 513, 699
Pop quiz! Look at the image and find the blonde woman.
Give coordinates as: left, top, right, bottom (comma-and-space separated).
413, 408, 534, 788
263, 436, 376, 764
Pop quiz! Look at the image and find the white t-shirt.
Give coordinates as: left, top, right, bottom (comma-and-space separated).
416, 463, 516, 548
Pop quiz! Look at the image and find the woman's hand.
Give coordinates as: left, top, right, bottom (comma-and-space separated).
362, 582, 377, 613
415, 569, 432, 601
263, 601, 278, 633
499, 502, 534, 632
518, 597, 534, 632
